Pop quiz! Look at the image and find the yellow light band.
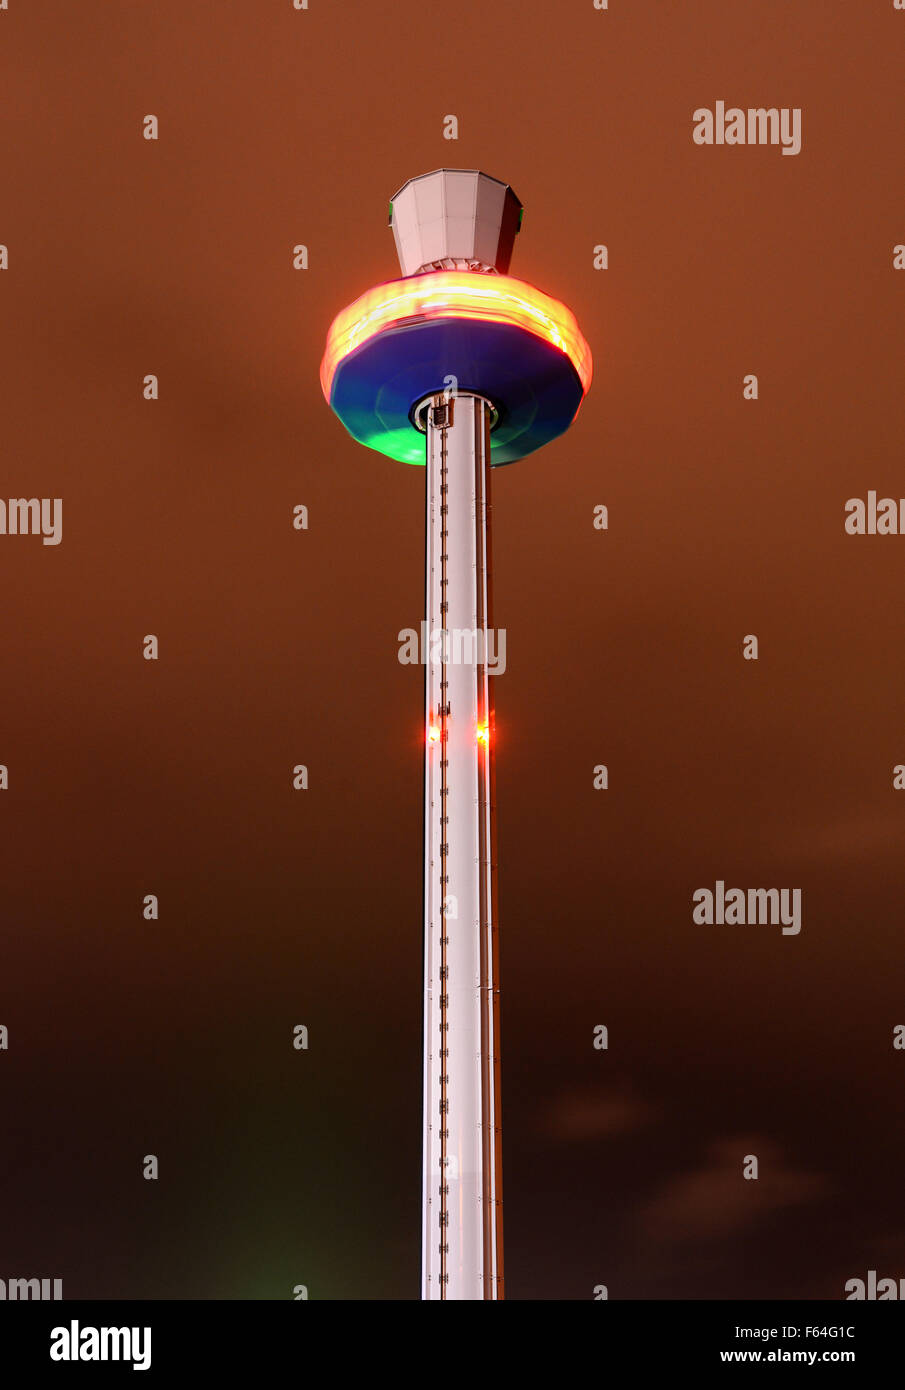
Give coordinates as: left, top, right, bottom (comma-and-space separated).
321, 271, 592, 402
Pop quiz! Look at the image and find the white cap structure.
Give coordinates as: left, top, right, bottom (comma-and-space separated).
389, 169, 523, 277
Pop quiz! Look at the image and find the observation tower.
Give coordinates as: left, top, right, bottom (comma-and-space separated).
321, 169, 592, 1299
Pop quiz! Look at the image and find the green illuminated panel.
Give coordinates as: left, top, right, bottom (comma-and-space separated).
358, 424, 426, 466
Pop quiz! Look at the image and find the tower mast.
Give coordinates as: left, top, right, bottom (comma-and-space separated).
422, 391, 502, 1299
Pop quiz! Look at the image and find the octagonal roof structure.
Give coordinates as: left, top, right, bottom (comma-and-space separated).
389, 169, 523, 277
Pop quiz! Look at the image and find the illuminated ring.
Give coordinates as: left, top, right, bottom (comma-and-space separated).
409, 393, 499, 434
320, 272, 592, 466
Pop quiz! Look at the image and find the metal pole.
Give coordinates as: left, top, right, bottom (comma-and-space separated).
422, 392, 503, 1300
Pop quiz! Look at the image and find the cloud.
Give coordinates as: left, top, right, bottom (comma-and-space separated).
640, 1136, 831, 1243
545, 1085, 654, 1141
768, 807, 904, 863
